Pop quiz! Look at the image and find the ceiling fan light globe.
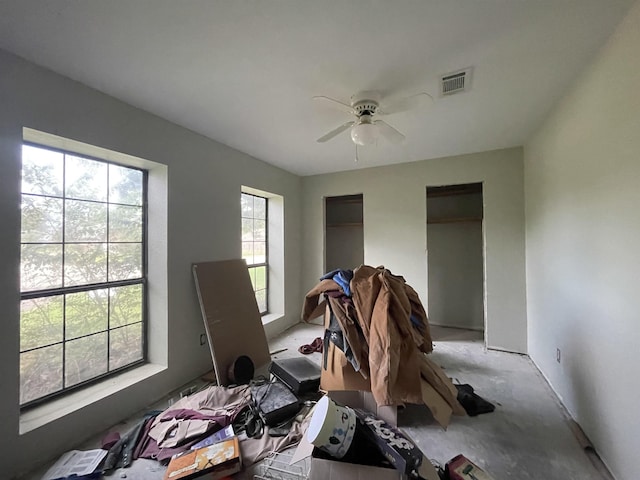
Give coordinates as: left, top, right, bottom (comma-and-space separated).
351, 122, 379, 145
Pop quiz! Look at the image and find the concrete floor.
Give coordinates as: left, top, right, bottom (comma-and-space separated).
23, 322, 609, 479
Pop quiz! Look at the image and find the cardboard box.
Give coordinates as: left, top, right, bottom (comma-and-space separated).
320, 306, 372, 393
163, 436, 241, 480
327, 390, 397, 426
320, 305, 461, 429
354, 409, 423, 474
291, 394, 439, 480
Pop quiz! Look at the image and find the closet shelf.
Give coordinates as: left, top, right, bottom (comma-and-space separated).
427, 216, 482, 224
326, 222, 363, 227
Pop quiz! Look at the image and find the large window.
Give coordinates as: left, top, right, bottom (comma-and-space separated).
241, 192, 268, 314
19, 143, 147, 407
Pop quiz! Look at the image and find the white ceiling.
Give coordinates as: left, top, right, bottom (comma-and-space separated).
0, 1, 634, 176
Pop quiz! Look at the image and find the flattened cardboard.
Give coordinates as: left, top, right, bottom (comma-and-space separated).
193, 259, 270, 386
419, 354, 466, 417
420, 379, 453, 428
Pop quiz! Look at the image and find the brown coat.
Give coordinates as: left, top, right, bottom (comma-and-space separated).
350, 265, 433, 406
301, 278, 369, 378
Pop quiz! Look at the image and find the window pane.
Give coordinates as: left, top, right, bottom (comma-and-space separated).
21, 244, 63, 291
65, 289, 108, 340
109, 205, 142, 242
255, 266, 267, 290
64, 243, 107, 286
20, 143, 147, 405
248, 267, 257, 290
108, 243, 142, 281
242, 241, 254, 264
109, 323, 143, 370
242, 218, 254, 241
256, 289, 267, 313
20, 344, 63, 404
254, 196, 266, 219
254, 219, 266, 241
254, 242, 266, 264
65, 155, 108, 201
110, 284, 143, 327
20, 296, 64, 351
241, 193, 253, 217
21, 145, 63, 197
21, 194, 63, 243
65, 199, 108, 242
65, 333, 108, 387
110, 164, 143, 206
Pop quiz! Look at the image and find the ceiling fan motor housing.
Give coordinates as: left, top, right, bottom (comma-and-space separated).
351, 91, 380, 117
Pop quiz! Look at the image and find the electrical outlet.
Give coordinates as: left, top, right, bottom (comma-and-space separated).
556, 348, 561, 363
180, 385, 199, 398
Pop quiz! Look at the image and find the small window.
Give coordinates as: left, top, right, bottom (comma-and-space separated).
19, 143, 147, 407
241, 192, 268, 314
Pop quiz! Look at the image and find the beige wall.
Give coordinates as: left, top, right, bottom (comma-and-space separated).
524, 2, 640, 479
0, 49, 302, 478
301, 147, 527, 353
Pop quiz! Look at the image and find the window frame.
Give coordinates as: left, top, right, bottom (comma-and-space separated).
19, 142, 148, 409
241, 192, 269, 315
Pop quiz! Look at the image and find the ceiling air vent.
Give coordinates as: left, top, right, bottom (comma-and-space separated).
440, 68, 472, 96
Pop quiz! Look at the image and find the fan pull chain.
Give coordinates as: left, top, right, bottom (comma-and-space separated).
355, 144, 359, 163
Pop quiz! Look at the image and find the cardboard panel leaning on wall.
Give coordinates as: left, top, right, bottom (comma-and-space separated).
193, 259, 271, 385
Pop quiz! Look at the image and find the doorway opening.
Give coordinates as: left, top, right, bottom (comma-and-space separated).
324, 194, 364, 272
426, 183, 485, 339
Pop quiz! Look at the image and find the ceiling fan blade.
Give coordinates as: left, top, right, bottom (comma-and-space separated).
317, 121, 355, 143
378, 92, 433, 115
375, 120, 406, 144
312, 96, 355, 115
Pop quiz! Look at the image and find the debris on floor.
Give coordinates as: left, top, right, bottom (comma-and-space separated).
444, 454, 495, 480
291, 392, 440, 480
39, 265, 503, 480
298, 337, 323, 354
163, 436, 241, 480
269, 357, 321, 395
454, 384, 496, 417
42, 449, 107, 480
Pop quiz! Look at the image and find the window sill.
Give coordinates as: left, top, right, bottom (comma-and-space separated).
261, 312, 284, 326
19, 363, 166, 434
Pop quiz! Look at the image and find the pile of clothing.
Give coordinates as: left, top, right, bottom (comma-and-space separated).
102, 384, 305, 472
303, 265, 464, 418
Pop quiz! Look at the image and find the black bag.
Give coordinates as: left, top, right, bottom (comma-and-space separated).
455, 384, 495, 416
251, 379, 301, 427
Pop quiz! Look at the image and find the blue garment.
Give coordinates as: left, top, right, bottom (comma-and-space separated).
320, 269, 354, 297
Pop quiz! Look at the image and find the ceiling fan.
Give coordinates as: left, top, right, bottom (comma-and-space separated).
314, 90, 433, 147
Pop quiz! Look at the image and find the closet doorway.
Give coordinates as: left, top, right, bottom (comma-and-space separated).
426, 183, 485, 333
324, 194, 364, 272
